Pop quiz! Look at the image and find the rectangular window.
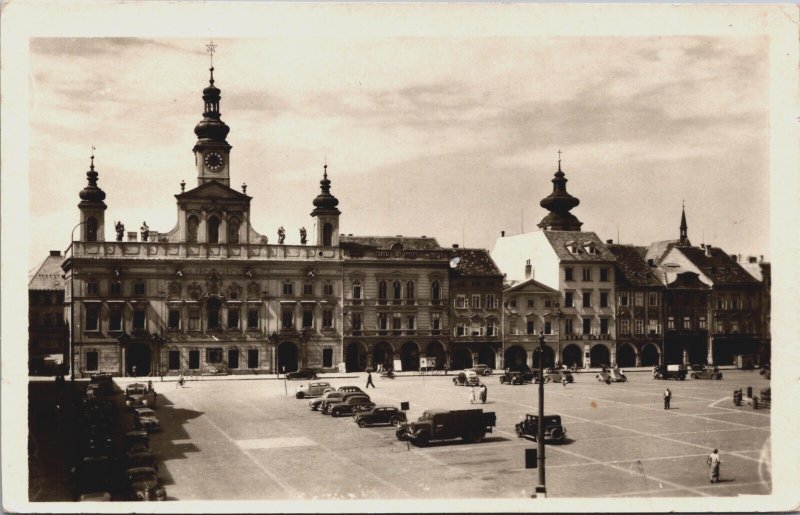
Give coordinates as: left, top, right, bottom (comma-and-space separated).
471, 295, 481, 309
352, 313, 362, 333
509, 299, 517, 308
648, 320, 660, 334
302, 308, 314, 329
619, 293, 629, 306
564, 319, 574, 336
544, 299, 552, 308
600, 292, 609, 308
564, 292, 574, 308
283, 282, 294, 296
699, 316, 707, 330
189, 350, 200, 370
620, 319, 630, 335
582, 291, 591, 308
716, 320, 725, 333
649, 292, 658, 307
486, 320, 496, 337
303, 283, 314, 296
634, 292, 644, 307
207, 348, 223, 363
527, 320, 535, 335
456, 323, 467, 337
134, 280, 146, 296
564, 267, 573, 281
247, 349, 259, 369
544, 321, 552, 335
634, 319, 644, 334
600, 268, 609, 282
168, 309, 181, 330
228, 307, 240, 329
486, 294, 498, 310
247, 308, 259, 329
456, 295, 467, 309
582, 318, 591, 335
133, 308, 146, 330
406, 316, 415, 331
110, 281, 122, 295
582, 268, 592, 281
683, 316, 692, 330
85, 304, 100, 331
228, 349, 240, 369
322, 348, 333, 368
470, 320, 482, 336
667, 316, 675, 330
86, 351, 99, 371
207, 306, 220, 330
527, 299, 534, 308
168, 350, 181, 370
323, 283, 334, 296
600, 318, 609, 334
188, 308, 200, 331
392, 313, 402, 332
322, 309, 333, 329
432, 313, 441, 331
282, 309, 294, 329
378, 313, 388, 331
109, 305, 123, 332
87, 281, 98, 295
731, 319, 739, 333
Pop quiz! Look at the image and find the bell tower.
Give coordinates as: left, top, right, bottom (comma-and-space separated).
77, 151, 107, 242
193, 42, 232, 187
537, 151, 583, 232
310, 163, 341, 247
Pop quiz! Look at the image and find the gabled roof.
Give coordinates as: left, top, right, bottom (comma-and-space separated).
504, 277, 559, 294
340, 235, 442, 251
449, 248, 503, 277
29, 252, 66, 291
666, 270, 711, 290
542, 231, 616, 263
675, 246, 760, 286
175, 180, 251, 202
645, 239, 679, 264
607, 244, 663, 288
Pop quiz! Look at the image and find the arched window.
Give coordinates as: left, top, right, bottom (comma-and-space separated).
322, 223, 333, 246
187, 215, 199, 243
86, 217, 98, 242
207, 215, 220, 244
227, 217, 240, 244
378, 280, 387, 301
431, 281, 441, 303
406, 281, 415, 301
392, 280, 402, 301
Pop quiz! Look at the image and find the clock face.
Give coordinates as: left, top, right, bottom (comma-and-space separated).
204, 152, 224, 172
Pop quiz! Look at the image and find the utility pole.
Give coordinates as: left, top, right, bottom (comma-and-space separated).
534, 331, 547, 497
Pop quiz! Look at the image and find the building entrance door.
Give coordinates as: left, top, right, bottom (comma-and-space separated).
128, 343, 152, 376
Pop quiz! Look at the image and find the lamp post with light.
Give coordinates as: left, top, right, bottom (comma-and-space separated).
66, 221, 87, 382
534, 330, 547, 497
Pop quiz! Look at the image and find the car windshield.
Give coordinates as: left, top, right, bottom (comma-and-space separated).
136, 409, 155, 417
130, 470, 157, 485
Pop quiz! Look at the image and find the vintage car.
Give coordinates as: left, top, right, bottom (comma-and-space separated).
515, 414, 567, 443
71, 455, 113, 500
329, 396, 376, 417
78, 399, 116, 426
499, 371, 530, 385
127, 451, 159, 473
542, 368, 574, 384
319, 391, 370, 413
354, 406, 407, 427
453, 370, 481, 386
125, 383, 156, 410
133, 407, 161, 432
595, 368, 627, 383
126, 467, 167, 501
80, 424, 115, 456
468, 364, 493, 376
295, 381, 334, 399
396, 409, 496, 446
207, 362, 230, 375
285, 368, 318, 380
653, 364, 687, 380
690, 366, 722, 380
124, 431, 151, 455
89, 372, 114, 395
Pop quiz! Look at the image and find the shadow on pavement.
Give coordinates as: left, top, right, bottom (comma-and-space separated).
148, 393, 203, 487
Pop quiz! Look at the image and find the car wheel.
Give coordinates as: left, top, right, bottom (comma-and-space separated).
414, 432, 429, 447
691, 373, 697, 379
332, 410, 339, 417
515, 425, 523, 438
545, 377, 551, 383
296, 392, 305, 399
551, 427, 564, 441
357, 419, 367, 428
390, 417, 403, 427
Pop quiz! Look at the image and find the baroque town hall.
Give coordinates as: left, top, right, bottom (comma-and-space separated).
57, 62, 503, 378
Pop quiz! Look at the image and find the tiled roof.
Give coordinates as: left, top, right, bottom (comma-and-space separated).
607, 244, 663, 287
449, 248, 503, 277
504, 277, 559, 294
677, 246, 760, 286
340, 235, 442, 251
542, 231, 616, 263
645, 239, 679, 264
29, 253, 66, 291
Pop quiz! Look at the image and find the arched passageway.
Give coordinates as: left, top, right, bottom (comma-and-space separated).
345, 341, 367, 372
450, 346, 473, 370
127, 343, 151, 376
641, 343, 660, 367
504, 345, 527, 371
278, 341, 299, 373
401, 341, 420, 371
562, 344, 583, 369
373, 341, 394, 370
425, 341, 446, 370
476, 345, 496, 369
616, 344, 636, 368
590, 344, 610, 368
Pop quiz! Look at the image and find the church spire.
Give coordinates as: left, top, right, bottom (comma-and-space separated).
678, 201, 690, 246
537, 151, 583, 231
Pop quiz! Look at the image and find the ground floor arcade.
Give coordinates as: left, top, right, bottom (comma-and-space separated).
341, 339, 501, 372
502, 339, 664, 371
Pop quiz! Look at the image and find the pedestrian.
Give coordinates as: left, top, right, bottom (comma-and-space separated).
177, 372, 185, 388
469, 386, 477, 404
131, 365, 137, 378
147, 380, 153, 393
366, 369, 376, 388
444, 362, 449, 376
707, 449, 721, 483
561, 375, 568, 387
663, 388, 672, 409
479, 384, 488, 404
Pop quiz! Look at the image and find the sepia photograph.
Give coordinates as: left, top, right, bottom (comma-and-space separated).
2, 1, 798, 512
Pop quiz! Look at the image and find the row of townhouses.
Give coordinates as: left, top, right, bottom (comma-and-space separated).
28, 63, 771, 377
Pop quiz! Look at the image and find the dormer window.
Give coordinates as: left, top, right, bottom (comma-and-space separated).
583, 241, 597, 255
565, 241, 579, 254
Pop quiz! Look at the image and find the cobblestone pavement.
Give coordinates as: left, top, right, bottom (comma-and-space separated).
144, 369, 770, 501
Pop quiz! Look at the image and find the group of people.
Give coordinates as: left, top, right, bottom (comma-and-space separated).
469, 384, 488, 404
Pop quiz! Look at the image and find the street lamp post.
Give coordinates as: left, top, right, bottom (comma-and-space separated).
554, 302, 562, 366
535, 330, 547, 497
67, 221, 87, 382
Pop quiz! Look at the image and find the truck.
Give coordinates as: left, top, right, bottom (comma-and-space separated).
653, 364, 687, 380
395, 409, 496, 446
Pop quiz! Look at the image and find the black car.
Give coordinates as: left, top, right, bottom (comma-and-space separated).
126, 467, 167, 501
354, 406, 407, 427
515, 414, 567, 443
71, 455, 114, 500
126, 451, 159, 473
285, 368, 318, 380
80, 424, 115, 456
499, 370, 535, 385
328, 396, 375, 417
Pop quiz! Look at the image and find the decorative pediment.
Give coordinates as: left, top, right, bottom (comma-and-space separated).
176, 181, 251, 202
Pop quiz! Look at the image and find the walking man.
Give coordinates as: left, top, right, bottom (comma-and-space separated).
561, 374, 568, 387
663, 388, 672, 409
707, 448, 721, 483
366, 369, 376, 389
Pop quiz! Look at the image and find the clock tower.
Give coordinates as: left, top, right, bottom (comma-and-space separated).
193, 60, 232, 187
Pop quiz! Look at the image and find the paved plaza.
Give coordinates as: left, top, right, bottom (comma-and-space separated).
137, 369, 770, 500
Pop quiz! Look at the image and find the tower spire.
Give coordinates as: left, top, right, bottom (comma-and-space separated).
536, 152, 583, 231
194, 41, 231, 186
679, 201, 689, 246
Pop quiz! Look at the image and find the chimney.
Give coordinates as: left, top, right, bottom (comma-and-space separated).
606, 239, 613, 244
705, 245, 712, 257
731, 254, 738, 262
452, 244, 459, 249
748, 256, 757, 263
49, 250, 61, 257
760, 255, 764, 262
524, 259, 532, 279
501, 230, 505, 237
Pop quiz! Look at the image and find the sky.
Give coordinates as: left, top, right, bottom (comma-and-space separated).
28, 35, 769, 268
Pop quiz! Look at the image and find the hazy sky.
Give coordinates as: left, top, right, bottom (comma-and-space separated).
29, 35, 769, 268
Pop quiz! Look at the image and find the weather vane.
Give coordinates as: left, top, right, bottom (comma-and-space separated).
206, 40, 217, 67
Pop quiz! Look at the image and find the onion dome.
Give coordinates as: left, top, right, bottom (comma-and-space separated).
537, 157, 582, 231
194, 66, 230, 142
311, 164, 341, 216
78, 154, 107, 207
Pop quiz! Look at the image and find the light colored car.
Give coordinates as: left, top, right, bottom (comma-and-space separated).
595, 368, 627, 383
309, 387, 362, 410
295, 381, 334, 399
453, 370, 481, 386
469, 365, 493, 376
133, 407, 160, 432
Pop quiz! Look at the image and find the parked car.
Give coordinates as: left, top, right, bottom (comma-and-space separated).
124, 431, 151, 455
653, 364, 687, 380
690, 366, 722, 380
468, 364, 493, 376
125, 467, 167, 501
596, 368, 627, 383
310, 391, 344, 411
89, 372, 114, 395
320, 392, 370, 413
453, 370, 481, 386
71, 455, 114, 500
396, 409, 496, 446
207, 362, 230, 375
126, 451, 159, 473
515, 414, 567, 443
285, 368, 318, 380
542, 368, 574, 384
354, 406, 407, 427
295, 381, 334, 399
80, 424, 115, 456
499, 371, 529, 385
125, 383, 156, 410
329, 396, 376, 417
133, 407, 160, 432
